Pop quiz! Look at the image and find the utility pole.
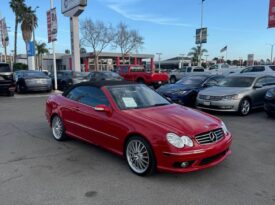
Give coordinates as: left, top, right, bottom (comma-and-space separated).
198, 0, 205, 67
156, 53, 162, 71
50, 0, 58, 90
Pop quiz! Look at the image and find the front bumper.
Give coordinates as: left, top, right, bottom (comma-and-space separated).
26, 84, 52, 92
156, 134, 232, 173
196, 98, 240, 112
264, 100, 275, 113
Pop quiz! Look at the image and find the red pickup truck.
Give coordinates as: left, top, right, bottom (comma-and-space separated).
117, 65, 169, 88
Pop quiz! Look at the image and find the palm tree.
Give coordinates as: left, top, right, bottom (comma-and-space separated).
10, 0, 26, 63
21, 6, 38, 58
36, 42, 48, 69
188, 46, 208, 64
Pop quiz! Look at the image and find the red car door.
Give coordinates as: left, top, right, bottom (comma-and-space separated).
72, 85, 125, 153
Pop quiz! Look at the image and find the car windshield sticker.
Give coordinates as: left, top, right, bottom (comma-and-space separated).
122, 97, 137, 108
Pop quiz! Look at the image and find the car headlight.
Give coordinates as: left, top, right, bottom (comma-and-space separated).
166, 133, 193, 148
221, 121, 229, 135
266, 91, 274, 98
222, 94, 239, 100
178, 90, 188, 95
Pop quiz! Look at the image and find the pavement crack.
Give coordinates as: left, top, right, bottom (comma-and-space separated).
0, 174, 23, 186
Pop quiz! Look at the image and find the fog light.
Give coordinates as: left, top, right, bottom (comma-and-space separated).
180, 162, 189, 168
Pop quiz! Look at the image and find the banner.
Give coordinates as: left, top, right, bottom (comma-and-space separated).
0, 18, 9, 47
27, 41, 35, 57
196, 28, 207, 44
47, 8, 57, 43
268, 0, 275, 28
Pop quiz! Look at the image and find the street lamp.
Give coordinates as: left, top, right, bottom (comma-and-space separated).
156, 53, 162, 71
179, 54, 185, 69
267, 43, 275, 64
198, 0, 205, 67
204, 54, 209, 63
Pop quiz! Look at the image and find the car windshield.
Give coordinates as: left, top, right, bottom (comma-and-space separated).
74, 72, 89, 78
0, 64, 11, 72
108, 84, 170, 110
219, 77, 255, 87
23, 72, 47, 77
176, 76, 208, 85
103, 72, 121, 78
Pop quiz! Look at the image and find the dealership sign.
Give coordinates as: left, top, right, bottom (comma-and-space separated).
62, 0, 87, 16
196, 28, 207, 44
47, 8, 58, 43
247, 54, 254, 66
268, 0, 275, 28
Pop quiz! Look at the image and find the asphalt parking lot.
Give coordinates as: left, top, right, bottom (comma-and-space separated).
0, 94, 275, 205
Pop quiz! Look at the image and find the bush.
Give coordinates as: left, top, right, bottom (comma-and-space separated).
13, 63, 28, 71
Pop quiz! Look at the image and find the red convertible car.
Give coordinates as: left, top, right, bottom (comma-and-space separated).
45, 81, 232, 176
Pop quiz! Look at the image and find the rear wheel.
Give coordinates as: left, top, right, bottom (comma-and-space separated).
51, 115, 67, 141
238, 98, 251, 116
137, 78, 145, 84
125, 136, 156, 176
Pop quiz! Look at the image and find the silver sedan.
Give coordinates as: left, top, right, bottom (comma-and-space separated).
196, 74, 275, 116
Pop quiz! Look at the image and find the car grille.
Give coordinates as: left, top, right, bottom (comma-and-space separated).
195, 128, 225, 145
199, 95, 223, 101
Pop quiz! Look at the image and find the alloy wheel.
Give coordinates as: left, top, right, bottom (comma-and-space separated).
126, 140, 150, 174
240, 99, 250, 115
52, 116, 64, 140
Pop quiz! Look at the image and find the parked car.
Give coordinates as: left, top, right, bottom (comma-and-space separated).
196, 74, 275, 116
239, 65, 275, 76
264, 87, 275, 117
169, 66, 205, 84
157, 75, 225, 107
117, 65, 169, 88
15, 70, 52, 93
89, 71, 124, 81
207, 64, 242, 75
0, 63, 15, 96
54, 70, 90, 91
46, 81, 232, 176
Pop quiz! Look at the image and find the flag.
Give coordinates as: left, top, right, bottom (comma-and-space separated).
220, 46, 227, 53
268, 0, 275, 28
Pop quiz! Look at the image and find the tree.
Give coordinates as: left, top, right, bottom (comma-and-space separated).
36, 42, 48, 69
80, 47, 87, 54
21, 6, 38, 57
114, 22, 144, 64
80, 19, 114, 70
10, 0, 26, 63
188, 46, 207, 64
65, 49, 70, 54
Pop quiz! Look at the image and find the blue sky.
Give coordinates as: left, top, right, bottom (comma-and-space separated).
0, 0, 274, 61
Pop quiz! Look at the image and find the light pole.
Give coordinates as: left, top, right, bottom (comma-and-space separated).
179, 54, 185, 69
267, 43, 275, 64
50, 0, 57, 90
204, 54, 209, 64
32, 6, 39, 69
156, 53, 162, 71
198, 0, 205, 67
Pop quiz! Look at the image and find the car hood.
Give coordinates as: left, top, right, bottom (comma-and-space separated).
157, 84, 198, 94
124, 104, 221, 137
200, 86, 250, 96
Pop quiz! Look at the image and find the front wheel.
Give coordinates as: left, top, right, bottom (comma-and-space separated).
125, 136, 156, 176
51, 115, 67, 141
238, 98, 251, 116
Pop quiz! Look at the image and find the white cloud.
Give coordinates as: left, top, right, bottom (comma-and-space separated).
98, 0, 193, 27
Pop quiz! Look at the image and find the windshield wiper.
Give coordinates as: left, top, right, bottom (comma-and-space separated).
151, 103, 170, 107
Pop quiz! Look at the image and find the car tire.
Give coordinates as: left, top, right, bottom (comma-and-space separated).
170, 76, 176, 84
125, 136, 156, 176
16, 84, 21, 94
51, 115, 67, 141
238, 98, 251, 116
137, 78, 145, 84
265, 110, 274, 118
8, 91, 15, 97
